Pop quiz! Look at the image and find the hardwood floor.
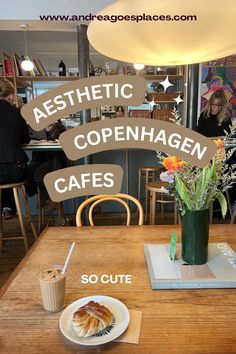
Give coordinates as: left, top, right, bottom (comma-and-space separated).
0, 216, 35, 288
0, 210, 231, 290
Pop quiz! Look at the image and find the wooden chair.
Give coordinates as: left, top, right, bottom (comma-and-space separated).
138, 166, 162, 222
0, 182, 37, 252
76, 193, 144, 226
146, 181, 178, 225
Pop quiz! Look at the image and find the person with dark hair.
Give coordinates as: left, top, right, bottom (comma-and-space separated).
197, 89, 235, 207
0, 79, 30, 218
115, 105, 125, 117
197, 89, 231, 137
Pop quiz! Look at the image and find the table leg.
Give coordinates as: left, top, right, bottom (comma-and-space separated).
13, 187, 28, 252
145, 172, 149, 222
138, 169, 141, 201
0, 189, 2, 252
150, 191, 156, 225
209, 203, 213, 224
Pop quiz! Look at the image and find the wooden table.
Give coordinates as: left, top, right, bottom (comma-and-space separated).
22, 141, 63, 151
1, 225, 236, 354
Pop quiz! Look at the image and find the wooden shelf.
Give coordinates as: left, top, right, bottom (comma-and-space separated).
154, 100, 178, 103
146, 91, 182, 103
0, 75, 80, 88
14, 76, 80, 81
142, 74, 184, 80
202, 65, 236, 67
0, 76, 29, 88
0, 75, 79, 81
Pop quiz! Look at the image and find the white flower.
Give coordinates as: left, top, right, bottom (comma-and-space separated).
160, 171, 174, 183
160, 186, 169, 194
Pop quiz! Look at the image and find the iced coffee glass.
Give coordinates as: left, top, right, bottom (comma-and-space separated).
39, 265, 66, 312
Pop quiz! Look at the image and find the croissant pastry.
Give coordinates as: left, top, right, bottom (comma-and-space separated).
72, 301, 114, 338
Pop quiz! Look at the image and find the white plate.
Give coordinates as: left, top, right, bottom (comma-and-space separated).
59, 295, 130, 346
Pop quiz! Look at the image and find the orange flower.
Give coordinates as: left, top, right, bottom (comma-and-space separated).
216, 149, 225, 160
213, 139, 225, 159
163, 156, 185, 171
214, 139, 224, 149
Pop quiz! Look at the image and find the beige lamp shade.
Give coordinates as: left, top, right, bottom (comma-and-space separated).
88, 0, 236, 65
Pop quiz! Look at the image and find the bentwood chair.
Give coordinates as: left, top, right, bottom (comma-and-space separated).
76, 193, 144, 226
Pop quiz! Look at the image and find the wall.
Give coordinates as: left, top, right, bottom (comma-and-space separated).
0, 1, 113, 19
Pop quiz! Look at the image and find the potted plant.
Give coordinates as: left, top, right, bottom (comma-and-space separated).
158, 110, 236, 264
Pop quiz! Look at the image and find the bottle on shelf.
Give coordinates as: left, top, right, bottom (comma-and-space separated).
89, 60, 95, 76
59, 60, 66, 76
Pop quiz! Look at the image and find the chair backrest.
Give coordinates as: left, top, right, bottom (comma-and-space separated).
76, 193, 144, 226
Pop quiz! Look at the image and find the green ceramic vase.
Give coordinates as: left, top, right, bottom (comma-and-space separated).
181, 209, 209, 265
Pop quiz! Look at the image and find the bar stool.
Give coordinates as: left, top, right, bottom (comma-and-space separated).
146, 181, 178, 225
0, 182, 37, 252
138, 166, 162, 222
37, 187, 65, 232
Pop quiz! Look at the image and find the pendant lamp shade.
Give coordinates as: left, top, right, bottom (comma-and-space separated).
21, 59, 34, 71
88, 0, 236, 65
20, 24, 34, 72
134, 63, 145, 70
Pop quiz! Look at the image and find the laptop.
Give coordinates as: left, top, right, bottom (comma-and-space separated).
28, 126, 48, 140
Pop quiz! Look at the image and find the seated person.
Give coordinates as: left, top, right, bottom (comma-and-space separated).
115, 106, 125, 118
197, 89, 231, 137
26, 121, 67, 200
0, 79, 30, 219
197, 89, 235, 207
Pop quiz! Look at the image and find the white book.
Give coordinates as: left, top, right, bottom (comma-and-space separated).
144, 243, 236, 289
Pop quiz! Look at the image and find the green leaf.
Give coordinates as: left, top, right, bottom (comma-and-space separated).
215, 192, 227, 219
174, 174, 192, 209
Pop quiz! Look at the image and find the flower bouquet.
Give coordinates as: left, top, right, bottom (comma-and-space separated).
157, 109, 236, 264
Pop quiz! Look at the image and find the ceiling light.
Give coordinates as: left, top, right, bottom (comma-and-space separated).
20, 24, 34, 72
21, 59, 34, 71
134, 63, 145, 70
88, 0, 236, 65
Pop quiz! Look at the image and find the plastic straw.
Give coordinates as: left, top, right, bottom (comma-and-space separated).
62, 242, 75, 274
